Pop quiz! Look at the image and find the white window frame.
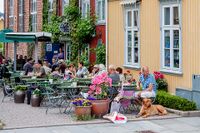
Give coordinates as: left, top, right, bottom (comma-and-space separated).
95, 0, 105, 24
18, 0, 24, 32
66, 43, 71, 61
160, 3, 182, 74
62, 0, 69, 15
31, 0, 37, 32
48, 0, 53, 23
9, 0, 14, 29
81, 0, 90, 18
124, 7, 140, 68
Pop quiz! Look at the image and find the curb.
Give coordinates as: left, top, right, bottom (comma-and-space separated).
166, 108, 200, 117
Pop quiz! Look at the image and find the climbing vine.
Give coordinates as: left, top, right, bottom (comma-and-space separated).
65, 0, 96, 63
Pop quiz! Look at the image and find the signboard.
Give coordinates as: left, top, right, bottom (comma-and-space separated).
59, 22, 70, 33
46, 43, 52, 52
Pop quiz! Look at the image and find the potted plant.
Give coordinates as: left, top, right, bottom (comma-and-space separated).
88, 72, 112, 117
31, 89, 42, 107
14, 85, 27, 103
72, 98, 92, 118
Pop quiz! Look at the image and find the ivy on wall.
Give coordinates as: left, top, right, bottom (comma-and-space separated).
65, 0, 96, 64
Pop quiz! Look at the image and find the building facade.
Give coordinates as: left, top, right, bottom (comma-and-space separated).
108, 0, 200, 93
79, 0, 106, 63
4, 0, 68, 60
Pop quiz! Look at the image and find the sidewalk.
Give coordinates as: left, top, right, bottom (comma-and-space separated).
1, 117, 200, 133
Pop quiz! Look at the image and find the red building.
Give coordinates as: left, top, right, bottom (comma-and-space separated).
4, 0, 68, 60
4, 0, 106, 64
79, 0, 106, 63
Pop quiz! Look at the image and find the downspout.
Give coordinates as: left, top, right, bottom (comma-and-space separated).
105, 0, 108, 70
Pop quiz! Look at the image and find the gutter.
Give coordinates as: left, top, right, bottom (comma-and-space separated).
105, 0, 108, 70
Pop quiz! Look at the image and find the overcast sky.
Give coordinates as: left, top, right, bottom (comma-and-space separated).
0, 0, 4, 13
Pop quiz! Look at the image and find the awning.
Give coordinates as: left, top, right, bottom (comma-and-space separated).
5, 32, 52, 42
4, 32, 52, 71
0, 29, 14, 43
120, 0, 137, 6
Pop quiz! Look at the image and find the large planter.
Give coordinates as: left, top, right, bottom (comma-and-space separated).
74, 106, 92, 117
91, 99, 110, 117
14, 90, 26, 103
31, 95, 42, 107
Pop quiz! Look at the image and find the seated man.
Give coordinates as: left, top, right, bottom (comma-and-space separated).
135, 66, 157, 98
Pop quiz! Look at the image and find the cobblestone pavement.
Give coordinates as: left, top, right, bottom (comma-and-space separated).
0, 91, 180, 131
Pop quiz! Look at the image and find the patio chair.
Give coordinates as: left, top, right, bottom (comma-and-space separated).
1, 80, 15, 103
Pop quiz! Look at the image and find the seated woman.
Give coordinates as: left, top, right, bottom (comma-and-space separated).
51, 67, 63, 79
64, 64, 76, 80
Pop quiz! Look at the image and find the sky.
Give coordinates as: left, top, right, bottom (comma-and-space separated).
0, 0, 4, 13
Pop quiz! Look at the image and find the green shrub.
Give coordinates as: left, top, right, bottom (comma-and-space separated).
155, 91, 197, 111
156, 78, 168, 92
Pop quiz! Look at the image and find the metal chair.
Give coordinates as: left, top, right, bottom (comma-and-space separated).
1, 79, 15, 103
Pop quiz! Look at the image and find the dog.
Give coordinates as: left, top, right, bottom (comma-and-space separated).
136, 98, 167, 118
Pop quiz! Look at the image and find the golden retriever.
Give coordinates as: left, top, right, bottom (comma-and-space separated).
136, 98, 167, 118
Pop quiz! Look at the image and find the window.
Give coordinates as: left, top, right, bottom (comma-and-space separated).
161, 4, 181, 73
96, 0, 105, 23
62, 0, 69, 15
66, 44, 71, 61
9, 0, 14, 29
31, 0, 37, 32
124, 8, 140, 67
81, 0, 90, 18
18, 0, 24, 32
48, 0, 53, 22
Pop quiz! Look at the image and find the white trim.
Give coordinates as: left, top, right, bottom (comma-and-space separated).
31, 0, 37, 32
19, 0, 24, 32
9, 0, 14, 29
62, 0, 69, 15
120, 0, 136, 6
160, 2, 182, 73
6, 32, 52, 38
81, 0, 90, 18
123, 64, 140, 69
96, 0, 106, 24
124, 6, 140, 67
105, 0, 108, 70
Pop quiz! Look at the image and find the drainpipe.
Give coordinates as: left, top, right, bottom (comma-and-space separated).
105, 0, 108, 70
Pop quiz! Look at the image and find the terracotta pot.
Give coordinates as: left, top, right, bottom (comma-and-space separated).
75, 106, 92, 117
91, 99, 110, 117
14, 90, 25, 103
31, 95, 42, 107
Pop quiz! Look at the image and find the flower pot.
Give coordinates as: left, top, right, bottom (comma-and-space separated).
31, 95, 42, 107
75, 106, 92, 117
14, 90, 26, 103
91, 99, 110, 117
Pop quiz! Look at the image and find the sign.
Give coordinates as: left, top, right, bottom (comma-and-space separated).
46, 43, 52, 52
59, 22, 70, 33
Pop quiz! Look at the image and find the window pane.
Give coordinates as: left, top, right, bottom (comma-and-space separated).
173, 50, 179, 68
127, 31, 132, 63
134, 31, 138, 47
164, 7, 170, 25
134, 10, 138, 27
134, 48, 138, 63
173, 30, 179, 48
164, 30, 170, 48
127, 11, 132, 27
128, 31, 132, 47
97, 1, 101, 20
164, 49, 170, 67
102, 0, 105, 20
173, 7, 179, 25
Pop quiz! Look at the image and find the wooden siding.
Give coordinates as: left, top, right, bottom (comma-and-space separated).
108, 0, 200, 93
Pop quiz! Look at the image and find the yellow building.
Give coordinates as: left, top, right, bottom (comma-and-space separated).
108, 0, 200, 93
0, 18, 3, 30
